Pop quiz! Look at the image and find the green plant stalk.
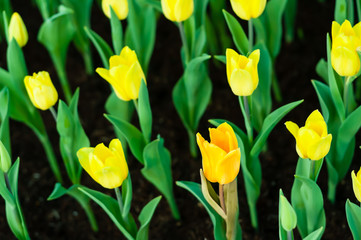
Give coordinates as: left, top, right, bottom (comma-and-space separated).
187, 129, 197, 158
287, 230, 293, 240
49, 106, 57, 121
327, 180, 337, 204
309, 160, 316, 181
249, 201, 258, 230
239, 96, 253, 143
82, 47, 93, 75
219, 184, 226, 214
35, 131, 63, 183
248, 19, 253, 52
344, 76, 351, 116
50, 51, 72, 103
178, 21, 190, 65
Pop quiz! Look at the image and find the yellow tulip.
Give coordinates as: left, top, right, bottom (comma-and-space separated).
102, 0, 128, 20
77, 139, 128, 189
8, 12, 28, 47
351, 168, 361, 202
24, 71, 58, 111
226, 48, 260, 96
96, 46, 146, 101
331, 20, 361, 77
230, 0, 267, 21
161, 0, 194, 22
285, 110, 332, 161
196, 123, 241, 185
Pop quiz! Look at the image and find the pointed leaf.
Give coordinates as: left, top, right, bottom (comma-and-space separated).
223, 9, 248, 55
138, 79, 152, 143
135, 196, 162, 240
346, 199, 361, 240
85, 27, 113, 68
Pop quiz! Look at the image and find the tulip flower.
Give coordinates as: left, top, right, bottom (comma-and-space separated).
96, 46, 146, 101
77, 139, 129, 189
196, 122, 241, 185
226, 48, 260, 96
24, 71, 58, 111
0, 141, 11, 173
102, 0, 128, 20
230, 0, 267, 21
8, 12, 28, 47
351, 168, 361, 202
331, 20, 361, 77
285, 110, 332, 161
161, 0, 194, 22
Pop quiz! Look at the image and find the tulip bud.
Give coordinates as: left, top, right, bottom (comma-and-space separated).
8, 12, 28, 47
197, 122, 241, 185
24, 71, 58, 111
226, 48, 260, 96
331, 20, 361, 77
0, 141, 11, 173
77, 139, 129, 189
280, 195, 297, 232
102, 0, 128, 20
351, 168, 361, 202
285, 110, 332, 161
161, 0, 194, 22
96, 46, 146, 101
230, 0, 267, 21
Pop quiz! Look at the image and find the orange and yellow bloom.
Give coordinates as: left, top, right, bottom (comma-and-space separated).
230, 0, 267, 21
102, 0, 128, 20
197, 123, 241, 185
285, 110, 332, 161
352, 168, 361, 202
24, 71, 58, 111
331, 20, 361, 77
161, 0, 194, 22
96, 46, 146, 101
8, 12, 28, 47
77, 139, 128, 189
226, 48, 260, 96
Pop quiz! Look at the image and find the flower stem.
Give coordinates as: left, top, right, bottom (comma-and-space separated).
287, 230, 294, 240
248, 19, 253, 52
178, 21, 190, 65
309, 159, 316, 181
344, 76, 351, 116
239, 96, 253, 143
49, 107, 57, 121
115, 187, 124, 214
219, 184, 226, 214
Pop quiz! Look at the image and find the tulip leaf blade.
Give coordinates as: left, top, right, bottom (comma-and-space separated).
110, 6, 123, 55
278, 189, 288, 240
335, 0, 347, 24
291, 175, 325, 239
136, 196, 162, 240
84, 27, 113, 69
251, 99, 303, 157
222, 9, 248, 55
105, 114, 146, 164
138, 79, 152, 144
176, 181, 227, 240
303, 227, 324, 240
141, 137, 179, 219
78, 186, 136, 240
122, 175, 133, 220
346, 199, 361, 240
0, 87, 11, 153
7, 39, 28, 91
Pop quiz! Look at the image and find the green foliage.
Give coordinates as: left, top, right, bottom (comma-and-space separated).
0, 88, 10, 153
138, 80, 152, 144
84, 27, 113, 68
223, 9, 248, 55
346, 199, 361, 239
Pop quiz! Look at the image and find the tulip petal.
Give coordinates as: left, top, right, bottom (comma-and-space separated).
174, 0, 193, 22
296, 127, 320, 159
197, 133, 214, 182
331, 21, 341, 40
161, 0, 176, 21
96, 68, 112, 82
230, 0, 250, 20
216, 148, 241, 185
285, 121, 299, 139
248, 49, 260, 64
212, 123, 238, 152
250, 0, 266, 19
77, 147, 100, 182
109, 139, 129, 181
331, 46, 360, 76
226, 48, 240, 81
305, 110, 328, 137
203, 142, 227, 183
307, 134, 332, 160
352, 170, 361, 202
340, 20, 354, 36
93, 166, 124, 189
124, 62, 143, 100
229, 68, 254, 96
354, 22, 361, 39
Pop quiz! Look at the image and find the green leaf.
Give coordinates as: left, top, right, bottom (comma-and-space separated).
7, 39, 28, 92
315, 59, 328, 83
141, 137, 179, 219
78, 186, 136, 239
303, 227, 324, 240
122, 176, 133, 220
291, 176, 325, 239
278, 189, 288, 240
85, 27, 113, 68
346, 199, 361, 240
110, 6, 123, 55
136, 196, 162, 240
284, 0, 297, 43
223, 9, 248, 55
335, 0, 347, 24
176, 181, 227, 240
5, 201, 29, 240
279, 191, 297, 232
0, 88, 11, 153
105, 114, 146, 164
214, 55, 226, 64
138, 80, 152, 143
251, 100, 303, 157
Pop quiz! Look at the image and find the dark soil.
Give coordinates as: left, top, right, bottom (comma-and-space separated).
0, 0, 359, 239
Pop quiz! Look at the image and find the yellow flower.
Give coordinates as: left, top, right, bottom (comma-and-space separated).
161, 0, 194, 22
230, 0, 267, 21
331, 20, 361, 77
352, 168, 361, 202
226, 48, 260, 96
8, 12, 28, 47
102, 0, 128, 20
196, 123, 241, 185
96, 46, 146, 101
24, 71, 58, 111
285, 110, 332, 161
77, 139, 129, 189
